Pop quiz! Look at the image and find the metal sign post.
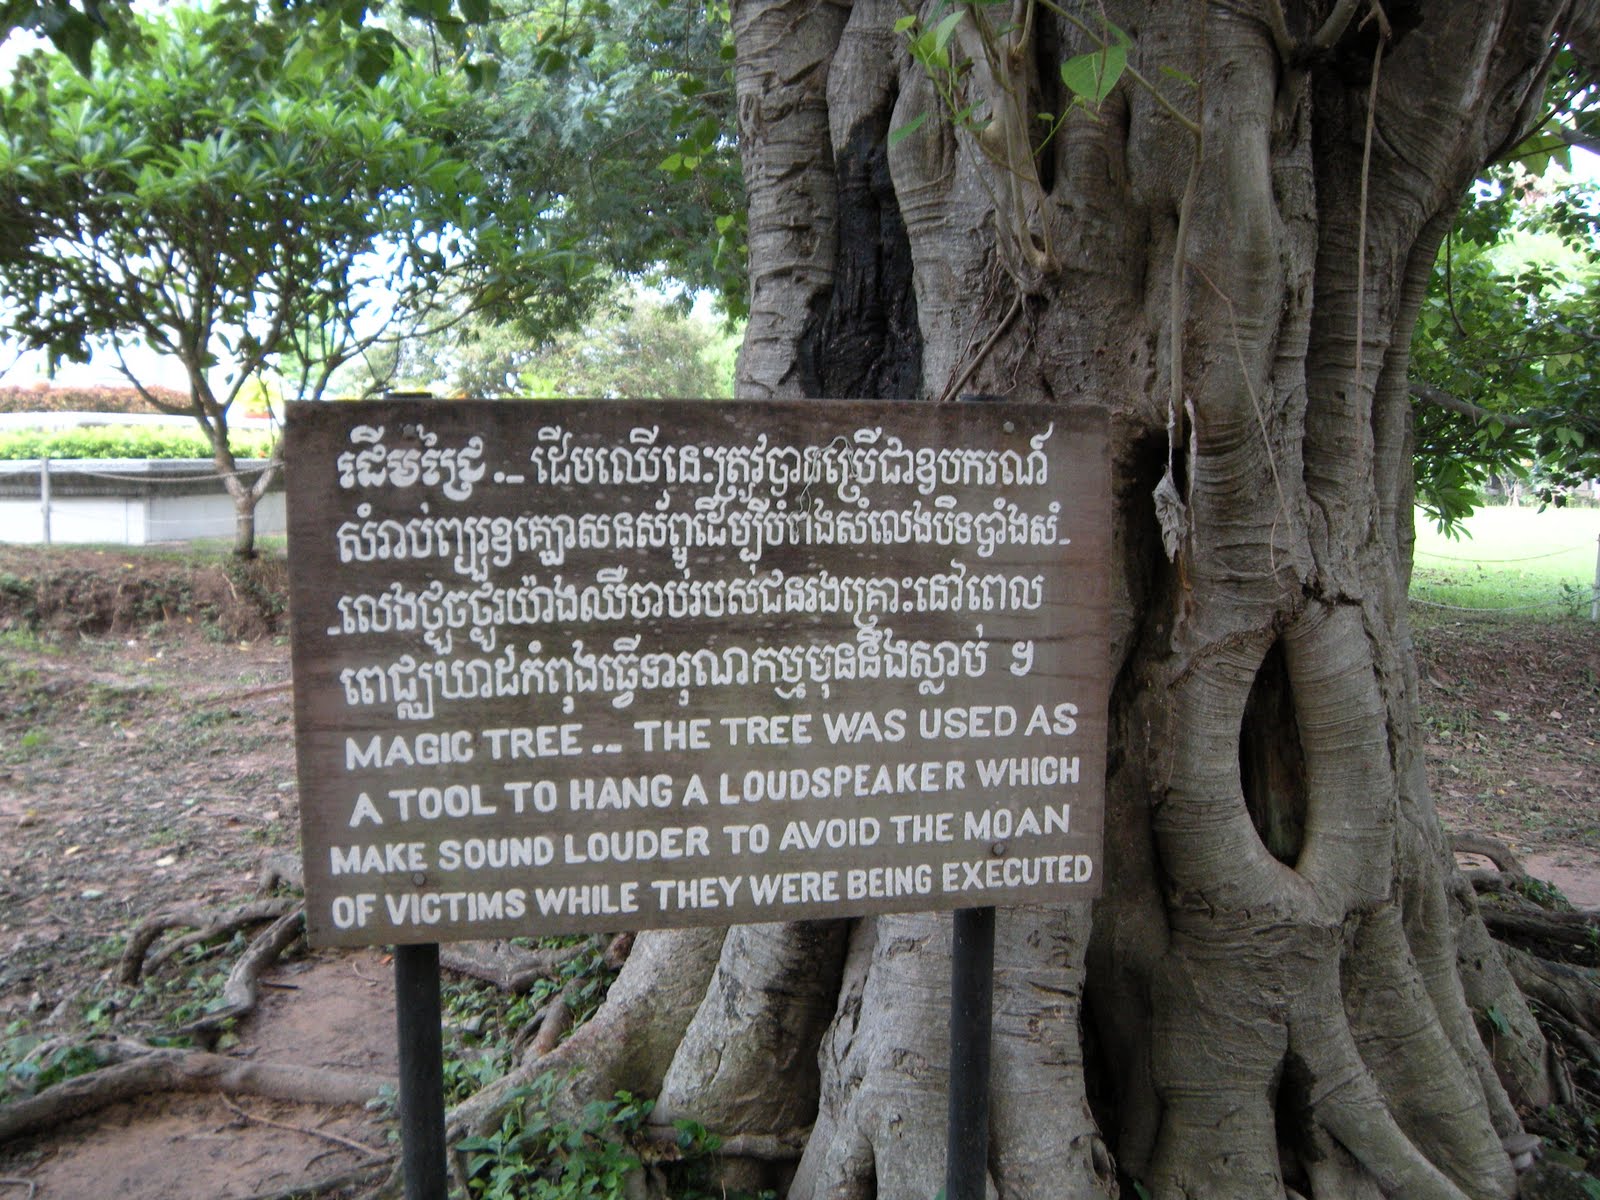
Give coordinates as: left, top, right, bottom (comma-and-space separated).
946, 393, 1001, 1200
946, 906, 995, 1200
395, 942, 447, 1200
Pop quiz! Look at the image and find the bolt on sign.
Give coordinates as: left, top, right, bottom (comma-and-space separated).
286, 399, 1110, 947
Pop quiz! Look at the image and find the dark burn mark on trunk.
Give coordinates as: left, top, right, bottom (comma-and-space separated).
799, 121, 922, 399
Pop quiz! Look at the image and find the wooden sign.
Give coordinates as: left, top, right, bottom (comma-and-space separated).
286, 399, 1109, 947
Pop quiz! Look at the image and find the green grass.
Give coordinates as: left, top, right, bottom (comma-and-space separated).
6, 535, 288, 562
1410, 503, 1600, 617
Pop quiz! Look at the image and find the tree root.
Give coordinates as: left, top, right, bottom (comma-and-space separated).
502, 982, 577, 1060
119, 898, 297, 984
654, 921, 849, 1137
0, 1040, 391, 1144
1534, 1008, 1600, 1073
1501, 945, 1600, 1042
439, 938, 592, 992
221, 1093, 387, 1162
181, 905, 306, 1035
604, 932, 636, 969
1453, 886, 1554, 1111
1547, 1037, 1577, 1106
639, 1125, 810, 1164
240, 1157, 394, 1200
793, 908, 1111, 1200
525, 988, 574, 1058
446, 927, 724, 1142
1481, 906, 1600, 960
1447, 832, 1600, 1117
1451, 834, 1530, 887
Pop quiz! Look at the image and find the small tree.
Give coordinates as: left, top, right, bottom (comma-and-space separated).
0, 7, 530, 555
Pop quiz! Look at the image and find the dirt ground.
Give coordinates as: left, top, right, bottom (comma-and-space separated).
0, 547, 399, 1199
1415, 608, 1600, 903
0, 545, 1598, 1198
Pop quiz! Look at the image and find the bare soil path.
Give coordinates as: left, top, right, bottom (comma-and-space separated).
0, 546, 1598, 1198
0, 547, 399, 1199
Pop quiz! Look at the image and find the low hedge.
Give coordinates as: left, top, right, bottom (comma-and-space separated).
0, 426, 278, 461
0, 384, 190, 414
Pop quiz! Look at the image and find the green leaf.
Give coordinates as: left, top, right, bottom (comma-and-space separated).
354, 35, 397, 86
1061, 43, 1127, 106
1484, 1005, 1511, 1036
907, 9, 964, 72
931, 9, 964, 54
888, 111, 929, 147
36, 8, 103, 76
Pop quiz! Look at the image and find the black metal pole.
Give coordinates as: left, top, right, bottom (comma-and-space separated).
395, 942, 448, 1200
947, 391, 1001, 1200
946, 905, 995, 1200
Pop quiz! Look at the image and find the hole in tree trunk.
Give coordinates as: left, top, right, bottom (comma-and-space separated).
1239, 639, 1307, 865
1032, 15, 1061, 195
1274, 1050, 1317, 1192
799, 117, 922, 400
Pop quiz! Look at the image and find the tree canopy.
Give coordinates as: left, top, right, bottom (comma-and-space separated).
457, 0, 743, 337
0, 4, 545, 552
1410, 166, 1600, 528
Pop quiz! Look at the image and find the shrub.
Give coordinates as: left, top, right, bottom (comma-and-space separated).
0, 384, 188, 415
0, 426, 277, 461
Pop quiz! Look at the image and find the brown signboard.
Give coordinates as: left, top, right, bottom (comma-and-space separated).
286, 399, 1110, 947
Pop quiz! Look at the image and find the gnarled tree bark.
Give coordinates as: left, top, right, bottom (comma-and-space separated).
493, 3, 1600, 1196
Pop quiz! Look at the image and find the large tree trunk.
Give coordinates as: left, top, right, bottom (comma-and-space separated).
505, 3, 1599, 1196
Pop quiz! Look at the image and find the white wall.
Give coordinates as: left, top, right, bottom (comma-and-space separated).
0, 460, 282, 546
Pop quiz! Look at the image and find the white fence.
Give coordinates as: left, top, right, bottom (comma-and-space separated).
0, 458, 284, 546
